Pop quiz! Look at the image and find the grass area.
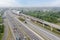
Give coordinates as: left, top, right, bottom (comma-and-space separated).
31, 20, 60, 35
0, 16, 3, 23
0, 16, 4, 40
7, 26, 14, 40
0, 25, 4, 40
52, 28, 60, 35
0, 33, 4, 40
18, 17, 25, 22
56, 22, 60, 26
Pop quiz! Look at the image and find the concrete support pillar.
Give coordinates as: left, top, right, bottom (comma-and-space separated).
51, 27, 53, 31
43, 24, 45, 27
35, 21, 37, 23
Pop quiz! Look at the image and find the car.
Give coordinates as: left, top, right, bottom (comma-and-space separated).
25, 21, 27, 23
16, 37, 21, 40
13, 28, 17, 30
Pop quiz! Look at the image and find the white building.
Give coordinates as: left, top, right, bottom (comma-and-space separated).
12, 10, 22, 15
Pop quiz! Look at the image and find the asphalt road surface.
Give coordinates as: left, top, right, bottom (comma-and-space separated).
5, 10, 44, 40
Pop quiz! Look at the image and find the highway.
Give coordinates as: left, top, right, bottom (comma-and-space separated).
18, 13, 60, 40
21, 14, 60, 29
25, 20, 60, 40
6, 11, 25, 40
5, 10, 60, 40
5, 10, 44, 40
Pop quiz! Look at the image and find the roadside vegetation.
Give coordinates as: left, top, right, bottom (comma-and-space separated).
18, 17, 25, 22
0, 16, 3, 23
23, 10, 60, 23
31, 20, 60, 35
22, 10, 60, 35
0, 14, 4, 40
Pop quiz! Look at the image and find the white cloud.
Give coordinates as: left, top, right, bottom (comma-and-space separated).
39, 0, 60, 7
0, 0, 22, 7
0, 0, 60, 7
42, 0, 60, 7
21, 0, 60, 7
51, 0, 60, 7
38, 0, 60, 7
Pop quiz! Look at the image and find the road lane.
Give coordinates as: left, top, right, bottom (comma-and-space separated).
5, 11, 25, 40
25, 20, 60, 40
7, 10, 43, 40
21, 14, 60, 29
12, 12, 42, 40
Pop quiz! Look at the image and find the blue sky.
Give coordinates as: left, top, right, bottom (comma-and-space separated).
17, 0, 54, 7
0, 0, 60, 7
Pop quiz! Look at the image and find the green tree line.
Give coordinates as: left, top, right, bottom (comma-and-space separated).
23, 10, 60, 23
